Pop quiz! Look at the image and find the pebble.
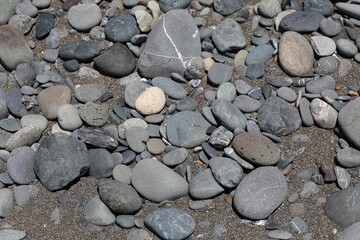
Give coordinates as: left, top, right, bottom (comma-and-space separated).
126, 126, 149, 153
245, 44, 274, 65
105, 13, 140, 43
57, 104, 82, 131
88, 149, 115, 179
336, 147, 360, 168
310, 36, 336, 57
5, 126, 43, 152
276, 87, 297, 102
299, 98, 315, 126
126, 229, 151, 240
124, 81, 149, 108
146, 138, 165, 155
36, 13, 55, 39
144, 208, 196, 240
246, 63, 265, 80
209, 157, 243, 188
315, 56, 338, 75
135, 87, 166, 115
336, 39, 358, 58
299, 181, 319, 198
158, 0, 191, 12
305, 75, 335, 94
320, 161, 337, 182
112, 164, 131, 184
189, 199, 213, 210
212, 18, 246, 52
338, 98, 360, 148
84, 196, 115, 226
310, 98, 337, 129
59, 40, 103, 63
116, 215, 135, 228
152, 77, 187, 99
68, 3, 102, 31
7, 146, 35, 185
75, 84, 106, 103
280, 11, 324, 33
189, 169, 224, 199
0, 0, 21, 25
131, 158, 188, 202
76, 127, 118, 149
233, 167, 288, 220
211, 99, 246, 131
214, 0, 245, 15
162, 148, 188, 166
268, 230, 292, 239
33, 133, 89, 191
334, 166, 351, 189
14, 185, 39, 206
338, 221, 360, 240
78, 102, 110, 127
207, 63, 233, 85
291, 217, 307, 234
37, 85, 71, 120
16, 0, 37, 17
258, 0, 281, 18
0, 118, 21, 133
9, 14, 36, 35
209, 126, 233, 148
0, 188, 14, 217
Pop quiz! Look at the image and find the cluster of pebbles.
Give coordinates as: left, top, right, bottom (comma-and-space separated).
2, 0, 360, 239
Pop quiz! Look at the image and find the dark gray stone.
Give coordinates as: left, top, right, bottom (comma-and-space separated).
189, 169, 224, 199
0, 118, 21, 133
34, 133, 89, 191
7, 146, 35, 185
126, 126, 149, 153
105, 14, 140, 43
88, 149, 115, 179
116, 215, 135, 229
304, 0, 334, 17
209, 126, 233, 149
36, 13, 55, 39
207, 63, 233, 85
212, 18, 246, 52
145, 208, 195, 240
213, 0, 245, 16
162, 148, 188, 166
336, 39, 358, 58
211, 99, 246, 131
305, 75, 335, 94
246, 63, 265, 80
257, 96, 301, 136
76, 127, 118, 149
245, 44, 274, 65
338, 98, 360, 148
336, 3, 360, 21
299, 98, 314, 126
209, 157, 243, 188
159, 0, 191, 12
280, 11, 325, 33
14, 63, 36, 87
6, 88, 26, 118
58, 40, 103, 63
315, 56, 338, 75
176, 97, 198, 111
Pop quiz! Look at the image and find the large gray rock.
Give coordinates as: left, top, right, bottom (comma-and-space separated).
131, 158, 188, 202
166, 111, 210, 148
325, 186, 360, 228
257, 96, 301, 136
336, 3, 360, 21
212, 18, 246, 52
84, 196, 115, 226
338, 221, 360, 240
34, 133, 90, 191
338, 98, 360, 148
233, 166, 288, 220
0, 0, 21, 25
138, 10, 201, 78
337, 147, 360, 168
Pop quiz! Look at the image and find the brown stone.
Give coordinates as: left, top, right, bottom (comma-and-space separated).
37, 85, 71, 120
320, 161, 337, 182
62, 0, 80, 11
232, 132, 280, 166
278, 31, 314, 76
0, 25, 33, 70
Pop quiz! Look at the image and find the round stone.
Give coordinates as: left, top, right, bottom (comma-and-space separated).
20, 114, 48, 132
336, 39, 358, 58
135, 87, 166, 115
209, 157, 243, 188
112, 164, 131, 184
57, 104, 82, 131
146, 138, 166, 155
105, 14, 140, 43
68, 3, 102, 31
79, 102, 110, 127
37, 85, 71, 120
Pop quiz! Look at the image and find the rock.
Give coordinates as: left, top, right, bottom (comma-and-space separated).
0, 188, 14, 217
112, 164, 131, 184
127, 229, 151, 240
68, 3, 102, 31
138, 10, 201, 78
299, 98, 314, 126
209, 126, 233, 148
6, 88, 25, 118
14, 62, 36, 87
311, 36, 336, 57
57, 104, 82, 131
268, 230, 293, 240
131, 158, 188, 202
233, 166, 288, 220
277, 87, 297, 102
88, 149, 115, 179
216, 82, 236, 102
7, 146, 35, 185
20, 115, 47, 132
319, 18, 341, 37
32, 0, 51, 8
337, 147, 360, 168
0, 0, 21, 25
6, 126, 43, 151
315, 56, 338, 75
33, 133, 89, 191
162, 148, 188, 166
211, 99, 246, 131
98, 179, 142, 214
42, 49, 58, 63
116, 215, 135, 229
151, 77, 187, 100
336, 39, 358, 58
209, 157, 243, 188
14, 185, 39, 206
36, 13, 55, 39
159, 0, 191, 12
258, 0, 281, 18
166, 111, 210, 148
310, 98, 337, 129
15, 0, 37, 17
135, 10, 153, 32
257, 96, 302, 136
59, 40, 103, 63
84, 196, 115, 226
338, 98, 360, 148
280, 11, 324, 33
320, 161, 336, 182
207, 63, 233, 85
336, 3, 360, 21
304, 0, 334, 17
0, 25, 33, 70
105, 13, 140, 43
278, 31, 314, 76
94, 43, 136, 78
299, 181, 319, 198
213, 0, 245, 16
189, 169, 224, 199
335, 166, 351, 189
124, 81, 149, 108
245, 44, 274, 65
325, 186, 360, 228
9, 14, 36, 35
212, 18, 246, 52
37, 85, 71, 120
76, 127, 118, 149
78, 102, 110, 127
135, 87, 166, 115
146, 138, 165, 155
0, 229, 26, 240
74, 84, 106, 103
126, 126, 149, 153
338, 222, 360, 240
246, 63, 265, 80
306, 75, 335, 94
145, 208, 195, 240
0, 118, 21, 133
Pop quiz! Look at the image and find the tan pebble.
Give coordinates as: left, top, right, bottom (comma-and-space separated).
348, 90, 359, 97
225, 194, 233, 205
281, 164, 292, 175
135, 86, 166, 115
203, 58, 215, 71
335, 85, 341, 91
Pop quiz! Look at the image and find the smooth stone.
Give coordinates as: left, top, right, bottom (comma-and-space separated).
211, 98, 246, 131
42, 49, 58, 63
304, 0, 334, 17
258, 0, 281, 18
122, 150, 136, 165
189, 199, 213, 210
84, 196, 115, 226
6, 88, 24, 118
311, 36, 336, 57
0, 188, 14, 217
232, 132, 280, 166
112, 164, 131, 184
189, 169, 224, 199
15, 0, 37, 17
276, 87, 297, 103
338, 221, 360, 240
135, 10, 153, 32
233, 167, 288, 220
212, 18, 246, 52
37, 85, 71, 120
105, 13, 140, 43
151, 77, 187, 100
79, 102, 110, 127
135, 87, 166, 115
299, 181, 319, 198
138, 10, 201, 78
162, 148, 188, 166
280, 11, 324, 33
208, 125, 233, 148
36, 13, 55, 39
336, 39, 358, 58
94, 43, 136, 78
213, 0, 245, 15
337, 147, 360, 168
116, 215, 135, 229
124, 81, 149, 108
127, 229, 151, 240
5, 126, 43, 151
325, 186, 360, 228
233, 95, 261, 113
335, 166, 351, 189
245, 44, 274, 65
176, 97, 198, 111
0, 0, 21, 25
126, 126, 149, 153
57, 104, 82, 131
123, 118, 148, 130
7, 146, 35, 185
68, 3, 102, 31
46, 28, 61, 49
279, 31, 314, 76
88, 149, 115, 179
319, 18, 341, 37
0, 118, 21, 133
209, 157, 243, 188
310, 98, 337, 129
246, 63, 265, 80
20, 114, 48, 132
33, 133, 89, 191
14, 185, 39, 206
146, 138, 165, 155
257, 96, 302, 136
131, 158, 188, 202
315, 56, 338, 75
98, 179, 142, 214
0, 229, 26, 240
75, 84, 106, 103
144, 208, 195, 240
32, 0, 51, 8
216, 82, 236, 101
268, 230, 292, 240
305, 75, 335, 94
299, 98, 314, 126
166, 111, 210, 148
336, 3, 360, 21
207, 63, 233, 85
59, 40, 103, 63
159, 0, 191, 12
76, 127, 118, 149
0, 25, 34, 70
14, 62, 35, 87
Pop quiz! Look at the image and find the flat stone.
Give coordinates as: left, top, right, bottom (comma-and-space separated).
59, 40, 103, 63
336, 3, 360, 21
138, 10, 201, 78
338, 98, 360, 148
112, 164, 131, 184
212, 18, 246, 52
37, 85, 71, 120
306, 75, 335, 94
6, 88, 24, 118
9, 14, 36, 35
258, 0, 281, 18
336, 39, 358, 58
0, 188, 14, 217
166, 111, 210, 148
211, 99, 246, 131
208, 126, 233, 148
208, 63, 233, 85
299, 98, 314, 126
151, 77, 187, 100
245, 44, 274, 65
0, 229, 26, 240
304, 0, 334, 17
88, 149, 115, 179
146, 138, 165, 155
84, 196, 115, 226
33, 133, 89, 191
162, 148, 188, 166
233, 166, 288, 220
0, 118, 21, 133
145, 208, 195, 240
0, 0, 21, 25
126, 126, 149, 153
213, 0, 245, 15
68, 3, 102, 31
216, 82, 236, 102
131, 158, 188, 202
76, 127, 118, 149
319, 18, 341, 37
159, 0, 191, 12
338, 222, 360, 240
124, 81, 149, 108
6, 126, 43, 151
78, 102, 110, 127
310, 98, 337, 129
280, 11, 324, 33
311, 36, 336, 57
336, 147, 360, 168
75, 84, 106, 103
189, 169, 224, 199
7, 146, 35, 185
315, 56, 338, 75
57, 104, 82, 131
209, 157, 243, 188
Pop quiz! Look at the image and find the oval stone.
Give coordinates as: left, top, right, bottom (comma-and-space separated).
338, 98, 360, 148
135, 87, 166, 115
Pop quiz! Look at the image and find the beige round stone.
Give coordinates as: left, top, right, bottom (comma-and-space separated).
203, 58, 215, 71
37, 85, 71, 120
279, 31, 314, 76
135, 87, 165, 115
